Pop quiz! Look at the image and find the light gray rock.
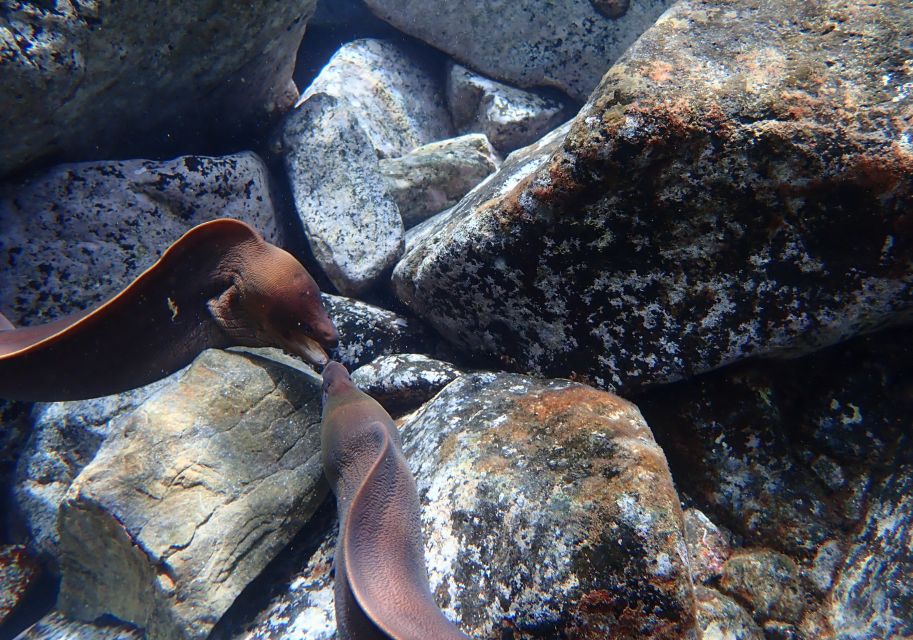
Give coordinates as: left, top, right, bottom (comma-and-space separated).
378, 134, 501, 228
350, 354, 461, 412
683, 509, 733, 585
719, 551, 805, 625
694, 586, 764, 640
297, 39, 453, 159
56, 350, 327, 640
446, 63, 573, 154
321, 294, 434, 370
829, 465, 913, 640
0, 1, 315, 178
0, 153, 280, 325
237, 372, 697, 639
13, 611, 142, 640
362, 0, 676, 101
279, 93, 404, 295
392, 0, 913, 395
14, 376, 174, 563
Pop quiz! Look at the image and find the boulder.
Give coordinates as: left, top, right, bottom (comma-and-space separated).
393, 0, 913, 394
0, 544, 40, 625
379, 134, 501, 228
446, 63, 574, 154
322, 294, 436, 370
350, 354, 462, 412
829, 465, 913, 640
0, 153, 281, 325
56, 350, 327, 640
683, 509, 733, 586
719, 551, 805, 625
234, 372, 696, 638
362, 0, 676, 101
694, 586, 764, 640
13, 611, 142, 640
0, 1, 315, 178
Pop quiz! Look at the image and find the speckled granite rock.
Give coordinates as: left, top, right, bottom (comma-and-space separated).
13, 376, 175, 563
14, 611, 142, 640
0, 153, 280, 325
829, 465, 913, 640
350, 354, 461, 412
683, 509, 733, 585
296, 39, 453, 159
694, 586, 764, 640
379, 134, 501, 228
234, 372, 696, 639
362, 0, 676, 101
322, 294, 435, 370
0, 1, 315, 178
0, 544, 40, 625
56, 350, 326, 640
446, 63, 573, 154
720, 551, 805, 625
393, 0, 913, 394
279, 93, 403, 295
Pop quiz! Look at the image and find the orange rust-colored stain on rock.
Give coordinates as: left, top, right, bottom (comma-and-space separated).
646, 60, 675, 83
487, 172, 537, 230
848, 147, 913, 196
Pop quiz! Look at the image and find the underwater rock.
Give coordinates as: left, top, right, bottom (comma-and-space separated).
719, 551, 805, 625
322, 294, 435, 370
279, 93, 404, 295
379, 134, 501, 228
361, 0, 676, 101
0, 544, 40, 625
0, 0, 314, 179
297, 39, 453, 159
13, 376, 174, 564
350, 353, 462, 413
829, 465, 913, 640
446, 63, 574, 154
694, 586, 764, 640
236, 372, 696, 639
0, 152, 281, 326
56, 350, 327, 640
683, 509, 733, 586
13, 611, 142, 640
393, 0, 913, 394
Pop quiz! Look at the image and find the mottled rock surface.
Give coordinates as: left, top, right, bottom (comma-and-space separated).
393, 0, 913, 394
13, 611, 142, 640
683, 509, 733, 585
829, 465, 913, 640
363, 0, 676, 100
279, 93, 404, 295
720, 551, 805, 625
0, 153, 280, 325
0, 544, 40, 625
0, 1, 315, 178
14, 376, 174, 562
694, 586, 764, 640
57, 350, 326, 640
379, 134, 501, 228
322, 294, 435, 370
446, 64, 573, 154
350, 354, 462, 412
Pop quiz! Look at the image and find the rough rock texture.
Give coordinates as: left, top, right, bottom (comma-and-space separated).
694, 586, 764, 640
13, 611, 142, 640
56, 350, 327, 640
379, 134, 501, 228
350, 354, 462, 413
0, 1, 315, 178
393, 0, 913, 394
0, 544, 40, 625
447, 64, 574, 154
322, 294, 435, 370
401, 373, 695, 638
0, 153, 280, 325
279, 93, 404, 295
233, 372, 696, 639
719, 551, 805, 625
829, 465, 913, 640
683, 509, 733, 585
297, 39, 453, 159
13, 376, 175, 563
362, 0, 676, 101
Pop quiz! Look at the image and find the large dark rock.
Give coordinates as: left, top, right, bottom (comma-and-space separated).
393, 0, 913, 394
0, 1, 315, 178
